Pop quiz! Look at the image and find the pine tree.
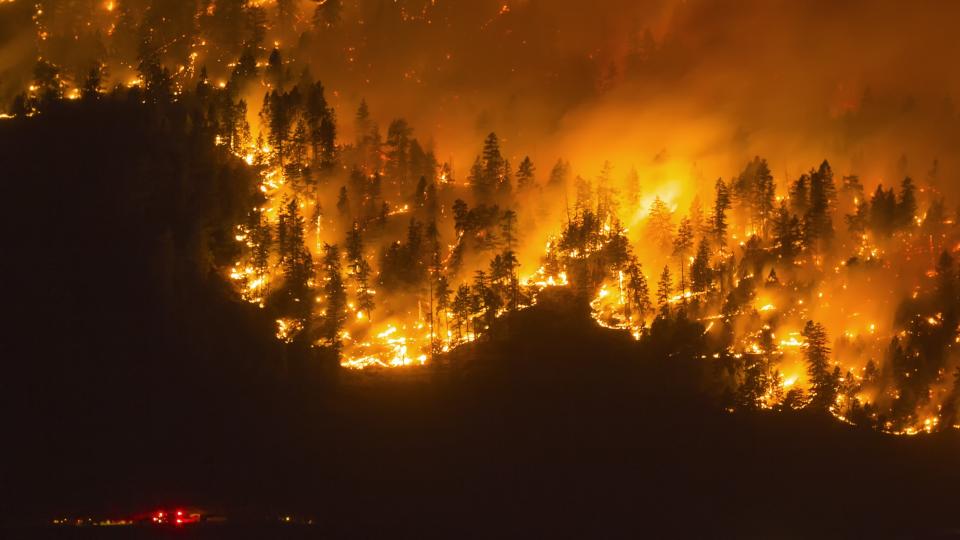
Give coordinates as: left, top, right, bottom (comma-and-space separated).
896, 176, 917, 229
482, 132, 504, 184
846, 198, 869, 235
596, 161, 617, 221
320, 243, 347, 349
467, 157, 486, 200
647, 196, 675, 254
574, 175, 593, 217
290, 120, 308, 172
80, 62, 104, 100
305, 82, 336, 172
472, 270, 498, 334
805, 160, 836, 249
741, 330, 776, 409
656, 265, 673, 314
772, 202, 801, 260
267, 47, 285, 89
517, 156, 536, 190
345, 222, 364, 273
228, 47, 258, 89
261, 88, 301, 168
452, 284, 473, 341
278, 197, 313, 319
548, 159, 569, 190
627, 261, 653, 322
471, 133, 503, 201
789, 174, 810, 216
498, 158, 513, 199
871, 185, 899, 236
228, 99, 251, 154
673, 217, 695, 297
802, 320, 836, 409
248, 207, 273, 299
385, 119, 413, 187
690, 239, 712, 293
136, 45, 172, 102
712, 178, 731, 248
732, 157, 776, 238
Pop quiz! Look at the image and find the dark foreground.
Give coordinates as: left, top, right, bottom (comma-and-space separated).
6, 295, 960, 538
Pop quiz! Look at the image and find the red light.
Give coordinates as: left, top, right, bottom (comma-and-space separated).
157, 511, 165, 517
176, 518, 183, 524
176, 510, 183, 516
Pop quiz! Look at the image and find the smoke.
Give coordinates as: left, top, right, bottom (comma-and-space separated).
6, 0, 960, 187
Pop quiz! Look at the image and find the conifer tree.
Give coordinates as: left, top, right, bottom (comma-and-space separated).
517, 157, 536, 190
690, 238, 712, 293
452, 284, 473, 340
267, 48, 285, 89
772, 202, 801, 260
673, 216, 695, 297
805, 160, 836, 249
249, 207, 273, 299
712, 178, 732, 248
548, 159, 570, 190
802, 320, 836, 409
81, 63, 104, 101
627, 261, 652, 322
320, 243, 347, 349
354, 259, 374, 321
656, 265, 673, 315
789, 174, 810, 216
897, 176, 917, 229
647, 196, 675, 254
385, 119, 413, 186
278, 197, 313, 319
596, 161, 617, 221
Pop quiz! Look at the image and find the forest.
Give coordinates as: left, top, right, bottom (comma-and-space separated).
2, 0, 959, 535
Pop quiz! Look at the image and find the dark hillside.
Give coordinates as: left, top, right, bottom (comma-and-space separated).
2, 102, 958, 539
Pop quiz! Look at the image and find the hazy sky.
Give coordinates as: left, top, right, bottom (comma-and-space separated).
3, 0, 959, 189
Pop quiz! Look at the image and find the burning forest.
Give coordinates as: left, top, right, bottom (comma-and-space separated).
3, 0, 960, 535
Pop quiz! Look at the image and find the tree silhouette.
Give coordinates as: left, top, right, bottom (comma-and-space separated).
896, 176, 917, 229
319, 243, 347, 350
547, 159, 569, 190
627, 261, 653, 323
656, 265, 673, 315
672, 216, 694, 298
712, 178, 731, 248
647, 196, 675, 254
517, 156, 536, 190
802, 320, 836, 410
690, 239, 712, 294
